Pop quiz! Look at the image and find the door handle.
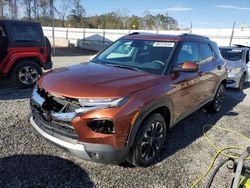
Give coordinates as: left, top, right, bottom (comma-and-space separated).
217, 65, 222, 70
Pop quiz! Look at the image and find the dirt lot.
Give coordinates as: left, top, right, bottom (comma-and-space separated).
1, 49, 250, 187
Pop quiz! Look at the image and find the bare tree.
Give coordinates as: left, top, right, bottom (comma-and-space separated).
54, 0, 71, 27
38, 0, 49, 17
33, 0, 38, 20
0, 0, 4, 17
22, 0, 32, 20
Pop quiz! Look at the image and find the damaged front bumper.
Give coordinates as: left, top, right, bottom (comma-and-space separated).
30, 115, 128, 163
30, 86, 129, 163
31, 86, 105, 122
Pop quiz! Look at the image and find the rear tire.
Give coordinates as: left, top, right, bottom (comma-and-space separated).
205, 83, 225, 114
12, 61, 42, 89
237, 73, 246, 91
129, 114, 167, 167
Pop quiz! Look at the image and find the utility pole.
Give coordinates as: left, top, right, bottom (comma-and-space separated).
229, 21, 236, 46
189, 22, 193, 34
50, 0, 55, 55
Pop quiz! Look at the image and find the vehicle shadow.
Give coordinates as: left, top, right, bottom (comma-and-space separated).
157, 89, 246, 163
0, 154, 95, 187
0, 82, 32, 101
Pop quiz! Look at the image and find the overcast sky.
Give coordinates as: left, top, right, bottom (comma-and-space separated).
81, 0, 250, 28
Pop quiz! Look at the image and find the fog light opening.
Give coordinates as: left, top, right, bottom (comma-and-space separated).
89, 152, 103, 160
87, 119, 114, 134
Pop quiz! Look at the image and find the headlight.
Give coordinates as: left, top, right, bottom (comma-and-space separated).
229, 67, 241, 74
78, 98, 129, 108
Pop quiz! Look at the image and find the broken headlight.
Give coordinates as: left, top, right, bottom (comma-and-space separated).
78, 98, 129, 108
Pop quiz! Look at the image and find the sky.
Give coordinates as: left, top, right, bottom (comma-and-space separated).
81, 0, 250, 28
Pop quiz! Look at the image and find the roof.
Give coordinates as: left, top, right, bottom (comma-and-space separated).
0, 19, 41, 25
122, 32, 209, 42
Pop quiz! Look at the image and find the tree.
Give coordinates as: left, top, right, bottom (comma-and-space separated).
54, 0, 71, 27
39, 0, 49, 17
33, 0, 38, 20
128, 15, 140, 30
142, 11, 156, 30
68, 0, 85, 27
0, 0, 6, 18
22, 0, 32, 20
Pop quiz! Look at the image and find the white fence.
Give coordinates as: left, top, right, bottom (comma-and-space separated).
42, 27, 250, 51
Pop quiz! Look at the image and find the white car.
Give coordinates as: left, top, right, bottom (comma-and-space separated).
220, 45, 250, 90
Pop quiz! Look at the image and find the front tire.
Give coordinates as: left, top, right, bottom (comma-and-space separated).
129, 114, 167, 167
12, 61, 42, 88
205, 83, 225, 114
237, 73, 246, 91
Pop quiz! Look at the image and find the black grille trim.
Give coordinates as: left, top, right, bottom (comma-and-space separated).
31, 103, 79, 141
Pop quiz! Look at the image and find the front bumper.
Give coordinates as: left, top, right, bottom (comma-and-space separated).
226, 74, 241, 88
30, 116, 128, 164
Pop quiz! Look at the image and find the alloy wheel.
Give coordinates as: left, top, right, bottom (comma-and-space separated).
140, 121, 164, 162
18, 66, 39, 85
214, 85, 224, 111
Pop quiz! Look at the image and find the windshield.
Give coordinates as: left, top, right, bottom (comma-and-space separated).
220, 48, 243, 61
93, 39, 175, 75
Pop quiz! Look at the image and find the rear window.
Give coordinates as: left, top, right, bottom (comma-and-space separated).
220, 48, 243, 61
12, 23, 42, 42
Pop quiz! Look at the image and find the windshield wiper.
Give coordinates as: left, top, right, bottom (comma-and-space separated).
106, 64, 143, 72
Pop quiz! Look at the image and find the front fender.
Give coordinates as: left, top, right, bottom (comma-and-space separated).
126, 96, 174, 148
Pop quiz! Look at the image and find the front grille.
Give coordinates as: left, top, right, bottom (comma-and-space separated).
37, 88, 81, 113
31, 88, 80, 141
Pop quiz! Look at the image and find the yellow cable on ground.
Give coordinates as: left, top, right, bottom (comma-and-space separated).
190, 125, 250, 188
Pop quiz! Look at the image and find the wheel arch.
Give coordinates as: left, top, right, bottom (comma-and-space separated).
7, 57, 42, 76
126, 98, 173, 148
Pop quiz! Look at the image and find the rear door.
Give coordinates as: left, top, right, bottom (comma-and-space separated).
197, 42, 220, 102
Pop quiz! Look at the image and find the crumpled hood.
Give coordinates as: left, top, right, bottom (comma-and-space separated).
38, 62, 162, 98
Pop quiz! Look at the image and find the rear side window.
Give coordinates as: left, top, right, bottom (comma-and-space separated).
12, 23, 42, 42
199, 43, 215, 64
246, 50, 249, 63
177, 42, 199, 64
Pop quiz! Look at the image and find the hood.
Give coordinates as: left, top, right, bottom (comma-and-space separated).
227, 60, 244, 69
38, 62, 162, 98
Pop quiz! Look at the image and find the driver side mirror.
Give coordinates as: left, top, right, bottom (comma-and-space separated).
173, 61, 199, 73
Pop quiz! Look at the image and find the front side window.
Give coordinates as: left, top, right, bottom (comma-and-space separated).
199, 43, 215, 64
95, 39, 176, 75
220, 48, 243, 61
12, 23, 42, 42
177, 42, 199, 65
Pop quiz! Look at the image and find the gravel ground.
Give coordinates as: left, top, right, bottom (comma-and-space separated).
1, 49, 250, 187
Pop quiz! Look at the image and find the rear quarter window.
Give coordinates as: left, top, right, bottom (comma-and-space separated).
199, 43, 215, 64
12, 23, 42, 42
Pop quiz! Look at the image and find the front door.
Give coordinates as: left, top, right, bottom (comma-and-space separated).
167, 41, 202, 122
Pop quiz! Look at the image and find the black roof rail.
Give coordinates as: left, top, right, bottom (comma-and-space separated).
234, 44, 250, 48
129, 32, 140, 35
179, 33, 209, 39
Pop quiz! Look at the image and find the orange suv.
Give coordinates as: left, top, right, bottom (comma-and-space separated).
30, 33, 227, 167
